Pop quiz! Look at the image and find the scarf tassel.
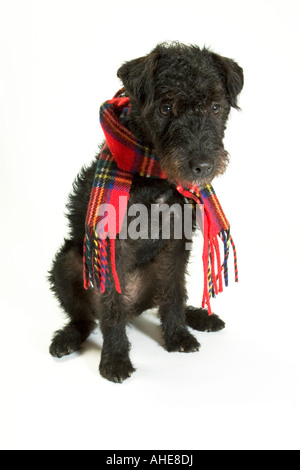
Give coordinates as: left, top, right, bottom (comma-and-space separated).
110, 237, 121, 293
83, 231, 121, 294
175, 184, 238, 316
201, 234, 225, 316
202, 223, 238, 316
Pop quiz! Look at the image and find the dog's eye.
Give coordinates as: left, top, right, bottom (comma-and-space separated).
211, 103, 221, 115
159, 105, 172, 117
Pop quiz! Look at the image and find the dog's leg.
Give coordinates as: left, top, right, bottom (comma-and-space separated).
160, 303, 200, 352
99, 325, 135, 384
50, 320, 96, 358
99, 309, 135, 383
49, 240, 97, 358
185, 306, 226, 332
157, 242, 200, 353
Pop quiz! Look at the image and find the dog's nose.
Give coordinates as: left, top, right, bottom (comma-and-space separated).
192, 161, 213, 177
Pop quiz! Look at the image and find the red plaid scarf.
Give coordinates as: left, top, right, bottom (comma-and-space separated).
83, 90, 238, 315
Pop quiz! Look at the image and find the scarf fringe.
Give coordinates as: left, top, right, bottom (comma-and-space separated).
176, 184, 238, 316
83, 231, 121, 294
201, 229, 238, 315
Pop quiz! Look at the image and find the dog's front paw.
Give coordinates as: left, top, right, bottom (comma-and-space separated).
185, 307, 225, 332
165, 329, 200, 353
50, 329, 81, 358
99, 356, 136, 384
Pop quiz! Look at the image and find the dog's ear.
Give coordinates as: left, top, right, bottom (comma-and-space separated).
212, 53, 244, 109
117, 50, 160, 105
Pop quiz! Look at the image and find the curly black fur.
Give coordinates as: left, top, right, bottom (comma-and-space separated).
49, 42, 243, 383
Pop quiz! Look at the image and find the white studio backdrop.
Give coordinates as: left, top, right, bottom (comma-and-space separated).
1, 0, 300, 450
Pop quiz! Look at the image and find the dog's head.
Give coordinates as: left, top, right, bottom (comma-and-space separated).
117, 42, 243, 185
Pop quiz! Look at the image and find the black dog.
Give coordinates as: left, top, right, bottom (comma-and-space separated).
49, 42, 243, 383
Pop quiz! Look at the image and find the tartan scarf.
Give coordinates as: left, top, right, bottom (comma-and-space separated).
83, 89, 238, 315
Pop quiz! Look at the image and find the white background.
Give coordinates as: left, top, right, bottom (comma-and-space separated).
1, 0, 300, 451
